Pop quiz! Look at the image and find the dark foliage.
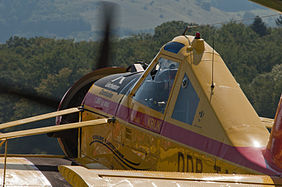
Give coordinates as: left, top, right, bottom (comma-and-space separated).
250, 16, 268, 36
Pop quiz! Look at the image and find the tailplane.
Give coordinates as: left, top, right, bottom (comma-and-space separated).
264, 94, 282, 172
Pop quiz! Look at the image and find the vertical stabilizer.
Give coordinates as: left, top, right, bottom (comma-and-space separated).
265, 95, 282, 172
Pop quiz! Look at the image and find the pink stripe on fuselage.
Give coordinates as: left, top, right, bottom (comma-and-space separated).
161, 122, 276, 175
84, 92, 279, 175
116, 104, 163, 133
84, 92, 118, 116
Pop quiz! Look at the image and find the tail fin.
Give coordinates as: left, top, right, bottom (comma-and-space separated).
264, 95, 282, 171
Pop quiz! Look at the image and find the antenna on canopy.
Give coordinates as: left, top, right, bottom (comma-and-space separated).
182, 25, 198, 36
211, 32, 215, 90
182, 26, 189, 35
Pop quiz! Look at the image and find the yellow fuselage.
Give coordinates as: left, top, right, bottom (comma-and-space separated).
78, 35, 278, 176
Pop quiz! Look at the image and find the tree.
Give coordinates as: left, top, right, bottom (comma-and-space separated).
250, 16, 268, 36
248, 64, 282, 117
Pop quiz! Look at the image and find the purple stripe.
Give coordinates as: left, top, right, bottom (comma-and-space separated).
84, 92, 118, 116
116, 103, 163, 133
161, 122, 277, 175
85, 92, 163, 133
84, 93, 279, 175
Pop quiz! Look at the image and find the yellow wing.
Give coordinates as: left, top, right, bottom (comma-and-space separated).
0, 156, 280, 186
58, 165, 282, 187
0, 159, 281, 186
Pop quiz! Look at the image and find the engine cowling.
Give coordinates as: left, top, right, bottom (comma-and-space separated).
53, 67, 127, 158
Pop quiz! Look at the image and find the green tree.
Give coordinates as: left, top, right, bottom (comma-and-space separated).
153, 21, 190, 45
250, 16, 268, 36
248, 64, 282, 117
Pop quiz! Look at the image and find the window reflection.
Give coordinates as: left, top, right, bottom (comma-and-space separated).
172, 73, 199, 125
133, 58, 179, 113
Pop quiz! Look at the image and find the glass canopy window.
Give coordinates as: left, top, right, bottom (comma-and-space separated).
133, 58, 179, 113
172, 73, 199, 125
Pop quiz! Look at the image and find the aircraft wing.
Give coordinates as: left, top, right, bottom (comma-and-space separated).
0, 160, 281, 186
59, 165, 282, 187
0, 156, 110, 186
249, 0, 282, 13
0, 156, 72, 186
0, 154, 281, 187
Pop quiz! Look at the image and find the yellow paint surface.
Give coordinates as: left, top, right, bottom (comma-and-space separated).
59, 166, 282, 186
0, 157, 51, 186
80, 35, 277, 176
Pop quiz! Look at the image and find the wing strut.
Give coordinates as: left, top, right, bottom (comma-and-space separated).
0, 118, 108, 140
0, 107, 109, 185
0, 107, 82, 130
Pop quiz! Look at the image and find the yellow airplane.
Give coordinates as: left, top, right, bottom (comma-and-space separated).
0, 0, 281, 186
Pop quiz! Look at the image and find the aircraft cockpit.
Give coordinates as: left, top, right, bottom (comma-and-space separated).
125, 37, 201, 132
133, 58, 179, 113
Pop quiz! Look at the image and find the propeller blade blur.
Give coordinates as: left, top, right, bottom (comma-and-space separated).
94, 2, 118, 70
0, 83, 60, 109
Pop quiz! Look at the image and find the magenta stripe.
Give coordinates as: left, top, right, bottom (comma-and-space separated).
116, 104, 163, 133
161, 122, 277, 175
84, 93, 279, 175
84, 92, 118, 116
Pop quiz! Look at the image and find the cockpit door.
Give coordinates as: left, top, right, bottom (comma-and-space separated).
127, 56, 181, 133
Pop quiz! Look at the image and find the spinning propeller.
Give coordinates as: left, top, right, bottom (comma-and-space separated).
0, 2, 117, 109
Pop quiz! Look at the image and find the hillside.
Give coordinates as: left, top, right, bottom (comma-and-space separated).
0, 0, 277, 42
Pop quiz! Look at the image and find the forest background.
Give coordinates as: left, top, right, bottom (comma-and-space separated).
0, 18, 281, 154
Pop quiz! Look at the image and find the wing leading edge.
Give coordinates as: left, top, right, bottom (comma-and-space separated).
58, 165, 282, 187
